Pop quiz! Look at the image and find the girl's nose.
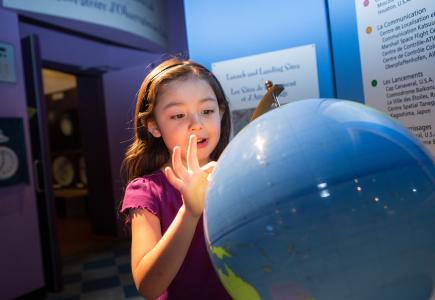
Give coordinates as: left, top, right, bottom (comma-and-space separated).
189, 114, 203, 131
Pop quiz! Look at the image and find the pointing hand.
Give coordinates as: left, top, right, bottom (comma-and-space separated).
165, 135, 216, 218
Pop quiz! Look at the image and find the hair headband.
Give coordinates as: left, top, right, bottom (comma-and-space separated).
139, 63, 185, 113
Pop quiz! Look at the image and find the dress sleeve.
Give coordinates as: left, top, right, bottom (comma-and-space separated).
119, 177, 161, 222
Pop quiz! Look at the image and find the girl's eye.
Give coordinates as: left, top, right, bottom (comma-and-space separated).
170, 114, 185, 120
203, 109, 215, 115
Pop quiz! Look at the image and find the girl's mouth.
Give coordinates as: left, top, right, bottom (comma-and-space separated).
197, 138, 208, 148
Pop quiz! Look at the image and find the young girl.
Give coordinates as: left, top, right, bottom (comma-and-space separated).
120, 57, 232, 299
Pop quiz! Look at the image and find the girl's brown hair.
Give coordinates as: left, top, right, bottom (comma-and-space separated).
121, 57, 231, 183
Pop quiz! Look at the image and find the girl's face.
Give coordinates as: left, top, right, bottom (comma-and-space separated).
147, 77, 223, 166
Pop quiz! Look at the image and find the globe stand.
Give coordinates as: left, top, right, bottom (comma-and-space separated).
250, 80, 284, 121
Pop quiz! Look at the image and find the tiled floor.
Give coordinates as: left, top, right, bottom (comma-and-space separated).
46, 243, 141, 300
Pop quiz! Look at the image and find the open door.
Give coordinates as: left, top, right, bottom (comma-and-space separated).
21, 35, 62, 292
99, 63, 152, 235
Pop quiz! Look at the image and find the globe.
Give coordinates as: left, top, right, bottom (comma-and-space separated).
204, 98, 435, 300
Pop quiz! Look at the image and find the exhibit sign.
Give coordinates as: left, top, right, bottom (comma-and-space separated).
0, 42, 16, 84
355, 0, 435, 155
2, 0, 168, 49
212, 45, 319, 134
212, 44, 319, 111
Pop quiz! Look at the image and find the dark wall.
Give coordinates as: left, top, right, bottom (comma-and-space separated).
77, 76, 118, 235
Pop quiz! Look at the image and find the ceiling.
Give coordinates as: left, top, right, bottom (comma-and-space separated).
42, 69, 77, 95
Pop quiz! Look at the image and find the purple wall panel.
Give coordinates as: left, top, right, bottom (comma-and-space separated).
19, 22, 161, 71
166, 0, 188, 55
0, 7, 45, 299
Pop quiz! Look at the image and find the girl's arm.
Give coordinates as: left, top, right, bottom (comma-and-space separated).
130, 135, 215, 299
131, 205, 200, 299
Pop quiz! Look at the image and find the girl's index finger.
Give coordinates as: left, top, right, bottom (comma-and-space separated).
172, 145, 187, 178
187, 135, 200, 171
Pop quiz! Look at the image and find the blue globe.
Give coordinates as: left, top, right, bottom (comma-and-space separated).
204, 98, 435, 300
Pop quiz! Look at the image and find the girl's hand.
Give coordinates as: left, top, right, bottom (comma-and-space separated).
164, 135, 216, 218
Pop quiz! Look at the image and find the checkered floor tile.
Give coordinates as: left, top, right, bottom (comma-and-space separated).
46, 244, 141, 300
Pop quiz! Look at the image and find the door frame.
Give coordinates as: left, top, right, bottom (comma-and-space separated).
22, 34, 62, 292
22, 34, 119, 293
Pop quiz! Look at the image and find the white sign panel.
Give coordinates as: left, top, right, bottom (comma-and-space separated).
0, 43, 16, 84
3, 0, 168, 49
212, 45, 320, 111
355, 0, 435, 156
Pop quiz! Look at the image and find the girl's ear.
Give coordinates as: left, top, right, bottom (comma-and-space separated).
146, 118, 162, 138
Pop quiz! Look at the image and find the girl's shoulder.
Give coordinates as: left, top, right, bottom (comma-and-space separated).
126, 169, 167, 195
120, 170, 167, 220
129, 169, 165, 184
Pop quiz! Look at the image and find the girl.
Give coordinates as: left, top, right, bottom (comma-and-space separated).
120, 57, 232, 299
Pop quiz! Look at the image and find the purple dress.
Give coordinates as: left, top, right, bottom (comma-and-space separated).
120, 170, 231, 300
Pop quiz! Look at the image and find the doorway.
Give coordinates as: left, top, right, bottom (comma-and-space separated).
22, 34, 134, 293
42, 69, 117, 259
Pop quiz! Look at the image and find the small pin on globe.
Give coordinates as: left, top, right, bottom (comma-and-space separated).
371, 80, 378, 87
364, 0, 369, 7
366, 26, 373, 34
